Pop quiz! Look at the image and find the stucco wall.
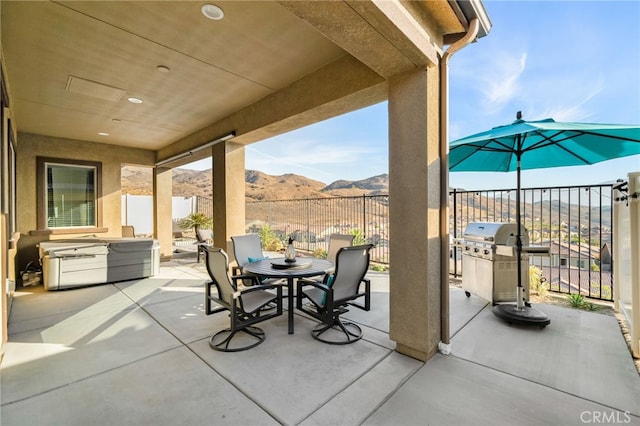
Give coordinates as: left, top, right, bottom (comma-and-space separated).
15, 132, 155, 278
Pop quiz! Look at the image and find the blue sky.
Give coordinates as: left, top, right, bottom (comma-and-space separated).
187, 1, 640, 190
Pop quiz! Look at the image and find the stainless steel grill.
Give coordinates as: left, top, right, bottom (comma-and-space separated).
454, 222, 531, 304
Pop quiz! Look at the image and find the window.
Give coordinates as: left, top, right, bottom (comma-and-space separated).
37, 157, 102, 231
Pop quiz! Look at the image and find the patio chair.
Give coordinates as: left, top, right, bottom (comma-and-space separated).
296, 244, 373, 344
204, 246, 283, 352
122, 225, 135, 237
195, 229, 213, 263
325, 233, 355, 263
231, 234, 266, 276
231, 234, 285, 285
298, 233, 354, 286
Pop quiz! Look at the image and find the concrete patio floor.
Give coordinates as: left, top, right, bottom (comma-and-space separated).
2, 255, 639, 426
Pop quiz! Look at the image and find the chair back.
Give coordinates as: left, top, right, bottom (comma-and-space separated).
203, 247, 236, 306
326, 234, 355, 263
196, 229, 213, 243
231, 234, 264, 268
331, 244, 373, 302
122, 225, 135, 237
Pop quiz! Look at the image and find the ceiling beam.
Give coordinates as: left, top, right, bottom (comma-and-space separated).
277, 0, 433, 78
157, 54, 387, 166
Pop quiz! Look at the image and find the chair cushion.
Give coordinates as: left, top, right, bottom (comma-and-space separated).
304, 287, 327, 308
321, 274, 335, 305
242, 290, 277, 314
245, 257, 270, 285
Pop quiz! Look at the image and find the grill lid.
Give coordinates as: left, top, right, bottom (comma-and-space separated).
462, 222, 526, 245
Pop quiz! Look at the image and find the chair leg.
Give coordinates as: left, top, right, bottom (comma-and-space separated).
209, 326, 266, 352
311, 317, 363, 345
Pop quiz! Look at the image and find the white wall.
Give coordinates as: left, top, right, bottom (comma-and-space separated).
613, 171, 640, 357
121, 195, 197, 235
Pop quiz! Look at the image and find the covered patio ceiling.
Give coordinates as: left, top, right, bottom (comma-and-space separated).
1, 0, 489, 166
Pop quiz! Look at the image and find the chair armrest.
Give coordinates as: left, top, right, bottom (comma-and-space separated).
232, 282, 283, 308
231, 274, 261, 287
359, 277, 371, 293
298, 273, 328, 285
205, 280, 229, 315
232, 276, 283, 295
297, 278, 331, 293
348, 277, 371, 311
296, 278, 335, 310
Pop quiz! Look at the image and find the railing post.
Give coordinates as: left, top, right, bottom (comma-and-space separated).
306, 198, 311, 252
452, 188, 458, 276
362, 194, 367, 241
243, 183, 615, 301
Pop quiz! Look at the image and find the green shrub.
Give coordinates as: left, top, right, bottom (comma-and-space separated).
589, 281, 612, 300
349, 228, 367, 245
566, 293, 586, 308
179, 212, 213, 232
529, 266, 547, 297
313, 248, 327, 259
566, 293, 597, 311
258, 224, 283, 251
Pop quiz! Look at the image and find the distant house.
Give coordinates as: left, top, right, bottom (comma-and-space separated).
528, 241, 612, 298
530, 240, 599, 271
601, 243, 612, 271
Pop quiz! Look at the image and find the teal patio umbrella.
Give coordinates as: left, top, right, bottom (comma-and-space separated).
449, 112, 640, 326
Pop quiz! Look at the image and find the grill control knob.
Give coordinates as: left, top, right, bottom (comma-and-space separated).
484, 249, 490, 255
473, 248, 479, 253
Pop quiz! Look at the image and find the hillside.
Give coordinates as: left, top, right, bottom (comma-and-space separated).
121, 166, 387, 200
121, 166, 611, 229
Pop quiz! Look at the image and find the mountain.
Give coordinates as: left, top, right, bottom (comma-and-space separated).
245, 170, 328, 201
122, 166, 611, 235
121, 167, 388, 200
322, 174, 389, 196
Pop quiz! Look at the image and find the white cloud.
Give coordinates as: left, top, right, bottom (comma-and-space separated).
450, 48, 528, 116
529, 78, 604, 122
482, 52, 527, 111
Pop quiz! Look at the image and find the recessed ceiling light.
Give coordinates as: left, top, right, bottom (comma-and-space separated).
98, 132, 109, 136
127, 97, 143, 104
157, 65, 170, 73
201, 4, 224, 20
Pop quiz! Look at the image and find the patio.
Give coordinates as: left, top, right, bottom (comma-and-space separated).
1, 254, 639, 426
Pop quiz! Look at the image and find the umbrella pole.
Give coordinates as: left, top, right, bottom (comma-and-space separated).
516, 152, 524, 310
493, 133, 550, 327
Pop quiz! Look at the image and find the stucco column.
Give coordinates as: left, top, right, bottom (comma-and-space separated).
388, 67, 442, 361
1, 215, 6, 350
212, 142, 245, 255
153, 166, 173, 259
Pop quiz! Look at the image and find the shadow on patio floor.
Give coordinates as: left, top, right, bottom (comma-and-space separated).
2, 259, 639, 425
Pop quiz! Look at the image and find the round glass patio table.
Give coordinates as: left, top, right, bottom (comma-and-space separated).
243, 257, 334, 334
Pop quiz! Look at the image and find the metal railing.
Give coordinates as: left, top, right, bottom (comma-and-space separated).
203, 182, 616, 301
195, 196, 214, 218
450, 184, 614, 301
245, 195, 390, 264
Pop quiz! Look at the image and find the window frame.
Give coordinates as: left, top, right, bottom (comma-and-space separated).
7, 121, 16, 235
1, 65, 9, 214
36, 157, 104, 234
